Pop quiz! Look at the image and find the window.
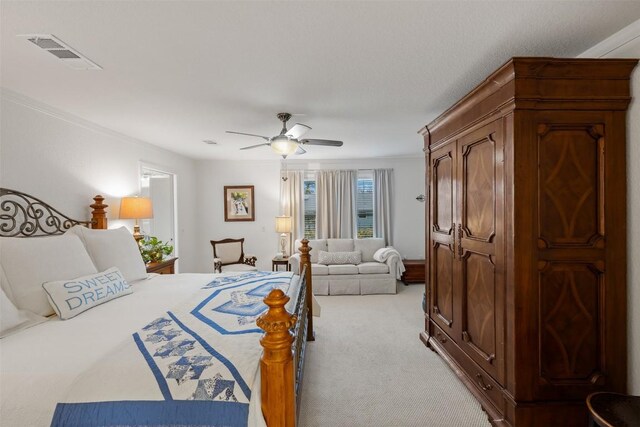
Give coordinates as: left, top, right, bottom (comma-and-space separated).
303, 179, 316, 239
356, 175, 374, 238
299, 171, 375, 239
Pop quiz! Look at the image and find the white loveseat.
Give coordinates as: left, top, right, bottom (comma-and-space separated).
288, 238, 399, 295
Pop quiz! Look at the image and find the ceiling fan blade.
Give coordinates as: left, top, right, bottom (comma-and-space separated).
240, 143, 270, 150
300, 139, 343, 147
226, 131, 270, 141
295, 145, 307, 155
285, 123, 311, 139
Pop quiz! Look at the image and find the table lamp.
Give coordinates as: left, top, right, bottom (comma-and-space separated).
275, 215, 292, 257
119, 196, 153, 241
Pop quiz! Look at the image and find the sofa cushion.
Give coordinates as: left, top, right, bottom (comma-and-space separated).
354, 238, 386, 262
327, 239, 354, 253
328, 264, 359, 275
294, 239, 327, 263
311, 264, 329, 276
318, 251, 361, 266
357, 262, 389, 274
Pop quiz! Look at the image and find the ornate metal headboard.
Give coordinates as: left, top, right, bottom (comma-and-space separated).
0, 188, 108, 238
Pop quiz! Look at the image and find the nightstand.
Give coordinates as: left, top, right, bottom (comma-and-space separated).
401, 259, 425, 285
272, 257, 291, 272
146, 257, 178, 274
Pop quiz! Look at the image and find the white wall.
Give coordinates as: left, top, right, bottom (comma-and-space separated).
580, 18, 640, 394
195, 159, 281, 272
284, 156, 426, 259
0, 90, 199, 273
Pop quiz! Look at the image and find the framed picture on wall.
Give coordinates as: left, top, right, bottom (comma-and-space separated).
224, 185, 255, 222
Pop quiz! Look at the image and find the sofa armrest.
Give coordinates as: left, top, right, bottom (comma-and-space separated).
288, 253, 301, 275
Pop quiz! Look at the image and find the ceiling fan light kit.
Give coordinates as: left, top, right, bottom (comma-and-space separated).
270, 136, 298, 156
226, 112, 344, 158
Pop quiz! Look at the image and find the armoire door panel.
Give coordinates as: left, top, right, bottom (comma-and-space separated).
432, 242, 455, 330
537, 124, 605, 249
461, 134, 496, 243
537, 261, 605, 399
461, 251, 498, 376
432, 150, 454, 236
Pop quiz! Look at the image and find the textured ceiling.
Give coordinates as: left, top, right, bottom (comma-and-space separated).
2, 1, 640, 160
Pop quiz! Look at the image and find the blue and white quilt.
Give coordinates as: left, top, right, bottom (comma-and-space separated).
50, 271, 294, 427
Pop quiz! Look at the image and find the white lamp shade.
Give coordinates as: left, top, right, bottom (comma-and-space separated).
119, 197, 153, 219
275, 216, 292, 233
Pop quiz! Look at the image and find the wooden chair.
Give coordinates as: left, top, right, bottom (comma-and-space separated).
587, 392, 640, 427
210, 238, 258, 273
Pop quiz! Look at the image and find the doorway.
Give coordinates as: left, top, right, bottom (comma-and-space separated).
139, 163, 177, 265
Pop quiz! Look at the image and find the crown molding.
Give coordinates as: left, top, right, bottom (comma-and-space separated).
0, 87, 192, 159
579, 18, 640, 58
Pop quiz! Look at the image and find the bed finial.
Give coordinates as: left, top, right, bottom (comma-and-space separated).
257, 289, 297, 426
299, 238, 315, 341
90, 195, 108, 229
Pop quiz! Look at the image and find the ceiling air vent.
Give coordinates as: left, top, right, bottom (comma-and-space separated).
19, 34, 102, 70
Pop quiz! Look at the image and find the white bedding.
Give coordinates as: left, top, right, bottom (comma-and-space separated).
0, 272, 302, 427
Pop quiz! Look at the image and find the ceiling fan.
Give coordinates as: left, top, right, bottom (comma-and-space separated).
226, 112, 343, 158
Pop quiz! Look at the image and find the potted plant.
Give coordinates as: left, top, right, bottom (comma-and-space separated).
139, 236, 174, 264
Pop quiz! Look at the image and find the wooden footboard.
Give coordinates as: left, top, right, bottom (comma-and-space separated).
257, 239, 314, 426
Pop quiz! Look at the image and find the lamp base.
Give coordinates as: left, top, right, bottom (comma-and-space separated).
280, 233, 288, 258
133, 224, 144, 242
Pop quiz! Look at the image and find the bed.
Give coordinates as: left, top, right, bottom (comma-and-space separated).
0, 188, 314, 427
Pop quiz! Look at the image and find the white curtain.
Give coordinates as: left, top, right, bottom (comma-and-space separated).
280, 170, 304, 254
374, 168, 393, 246
316, 170, 357, 239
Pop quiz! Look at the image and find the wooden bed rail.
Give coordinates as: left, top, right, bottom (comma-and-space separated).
257, 238, 314, 426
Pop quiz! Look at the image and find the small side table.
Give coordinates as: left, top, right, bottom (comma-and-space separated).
272, 257, 291, 272
146, 257, 178, 274
401, 259, 426, 285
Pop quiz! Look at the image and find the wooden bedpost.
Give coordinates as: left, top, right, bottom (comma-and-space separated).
299, 239, 315, 341
90, 195, 108, 229
257, 289, 297, 427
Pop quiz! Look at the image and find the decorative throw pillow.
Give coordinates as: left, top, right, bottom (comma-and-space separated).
317, 250, 362, 265
67, 226, 147, 283
0, 234, 98, 316
42, 267, 133, 320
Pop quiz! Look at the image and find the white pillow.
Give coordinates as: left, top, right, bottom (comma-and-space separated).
0, 265, 47, 338
317, 250, 361, 265
294, 239, 328, 263
0, 234, 98, 316
354, 238, 386, 262
327, 239, 355, 253
68, 226, 147, 283
42, 267, 133, 320
0, 286, 46, 338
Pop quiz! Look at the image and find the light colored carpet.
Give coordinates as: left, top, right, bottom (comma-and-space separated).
298, 283, 492, 427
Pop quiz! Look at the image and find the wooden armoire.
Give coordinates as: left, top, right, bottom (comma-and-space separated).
420, 58, 637, 427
